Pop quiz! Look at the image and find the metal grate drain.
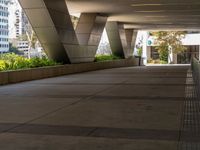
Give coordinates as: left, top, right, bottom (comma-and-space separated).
178, 70, 200, 150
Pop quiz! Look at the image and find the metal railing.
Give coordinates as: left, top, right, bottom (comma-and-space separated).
191, 57, 200, 98
178, 57, 200, 150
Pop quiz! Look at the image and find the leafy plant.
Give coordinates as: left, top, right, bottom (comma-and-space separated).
157, 45, 169, 62
0, 53, 60, 71
94, 55, 121, 62
137, 47, 143, 57
0, 60, 5, 71
160, 60, 168, 64
151, 31, 187, 62
9, 43, 24, 55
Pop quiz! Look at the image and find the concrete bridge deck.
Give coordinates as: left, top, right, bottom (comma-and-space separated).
0, 65, 192, 150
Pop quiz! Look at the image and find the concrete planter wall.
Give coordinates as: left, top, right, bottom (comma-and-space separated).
0, 58, 139, 85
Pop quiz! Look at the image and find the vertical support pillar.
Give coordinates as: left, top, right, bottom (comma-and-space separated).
142, 31, 148, 65
147, 46, 151, 62
199, 45, 200, 61
173, 54, 178, 64
169, 47, 173, 64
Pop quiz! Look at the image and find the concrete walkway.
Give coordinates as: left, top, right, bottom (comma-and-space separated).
0, 65, 190, 150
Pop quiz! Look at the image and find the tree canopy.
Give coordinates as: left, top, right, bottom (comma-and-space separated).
151, 31, 186, 62
151, 31, 186, 53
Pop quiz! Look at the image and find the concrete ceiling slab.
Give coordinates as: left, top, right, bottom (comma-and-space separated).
66, 0, 200, 30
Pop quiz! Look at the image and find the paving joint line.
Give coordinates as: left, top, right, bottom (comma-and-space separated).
0, 78, 123, 135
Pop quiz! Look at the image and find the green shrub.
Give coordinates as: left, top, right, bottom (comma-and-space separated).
159, 48, 169, 62
137, 47, 143, 57
0, 60, 5, 71
0, 53, 60, 71
28, 57, 58, 68
95, 55, 121, 62
147, 59, 168, 64
160, 60, 168, 64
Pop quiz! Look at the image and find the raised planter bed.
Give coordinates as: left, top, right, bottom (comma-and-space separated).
0, 58, 139, 85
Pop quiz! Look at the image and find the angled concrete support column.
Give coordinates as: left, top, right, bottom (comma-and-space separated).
69, 13, 107, 63
18, 0, 107, 63
106, 22, 138, 58
18, 0, 72, 63
125, 29, 138, 58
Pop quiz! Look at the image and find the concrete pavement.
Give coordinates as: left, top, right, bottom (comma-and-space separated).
0, 65, 190, 150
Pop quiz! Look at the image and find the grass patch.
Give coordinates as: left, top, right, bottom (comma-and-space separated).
95, 55, 121, 62
0, 53, 61, 71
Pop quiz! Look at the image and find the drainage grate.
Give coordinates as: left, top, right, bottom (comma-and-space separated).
178, 70, 200, 150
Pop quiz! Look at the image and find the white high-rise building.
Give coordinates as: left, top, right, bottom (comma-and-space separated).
8, 0, 22, 39
0, 0, 9, 53
8, 0, 30, 55
8, 0, 44, 58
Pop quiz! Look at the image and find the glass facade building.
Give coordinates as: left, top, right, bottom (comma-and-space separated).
0, 0, 9, 53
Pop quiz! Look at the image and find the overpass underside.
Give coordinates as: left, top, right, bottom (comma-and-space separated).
2, 0, 200, 149
18, 0, 200, 64
0, 65, 199, 149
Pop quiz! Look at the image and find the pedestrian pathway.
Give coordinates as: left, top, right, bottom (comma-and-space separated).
0, 65, 193, 150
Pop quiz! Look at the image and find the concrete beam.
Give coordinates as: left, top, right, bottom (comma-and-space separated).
66, 0, 200, 30
124, 24, 200, 30
18, 0, 107, 64
106, 22, 137, 58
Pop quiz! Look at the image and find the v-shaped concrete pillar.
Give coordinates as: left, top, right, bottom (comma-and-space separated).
106, 22, 138, 58
18, 0, 107, 63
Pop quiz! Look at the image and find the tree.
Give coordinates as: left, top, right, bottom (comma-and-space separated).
136, 36, 143, 57
9, 43, 24, 55
17, 31, 38, 58
17, 34, 28, 41
151, 31, 186, 62
26, 30, 37, 58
